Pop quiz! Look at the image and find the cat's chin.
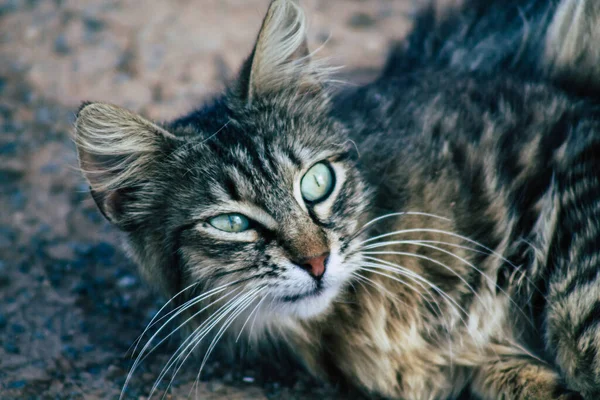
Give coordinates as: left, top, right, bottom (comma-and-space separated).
275, 283, 342, 320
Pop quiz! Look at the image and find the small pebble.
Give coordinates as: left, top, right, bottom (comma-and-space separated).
83, 16, 105, 33
35, 107, 52, 125
54, 33, 70, 55
91, 242, 115, 264
40, 162, 59, 173
4, 342, 19, 354
222, 371, 234, 383
7, 380, 26, 389
62, 345, 78, 359
117, 275, 137, 289
0, 142, 16, 155
9, 191, 26, 210
0, 1, 19, 16
348, 12, 376, 29
82, 344, 95, 353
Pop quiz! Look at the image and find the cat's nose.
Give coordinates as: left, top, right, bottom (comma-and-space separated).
295, 252, 329, 279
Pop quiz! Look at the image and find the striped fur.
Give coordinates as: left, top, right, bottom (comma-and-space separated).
73, 0, 600, 398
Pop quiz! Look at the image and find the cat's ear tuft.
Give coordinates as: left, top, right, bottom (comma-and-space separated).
238, 0, 324, 101
73, 102, 175, 229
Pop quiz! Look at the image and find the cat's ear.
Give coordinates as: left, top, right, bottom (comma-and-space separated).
238, 0, 323, 101
73, 102, 176, 230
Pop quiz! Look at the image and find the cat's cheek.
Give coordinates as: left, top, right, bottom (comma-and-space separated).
321, 242, 353, 287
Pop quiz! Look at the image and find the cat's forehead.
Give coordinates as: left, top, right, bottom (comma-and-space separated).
173, 124, 341, 212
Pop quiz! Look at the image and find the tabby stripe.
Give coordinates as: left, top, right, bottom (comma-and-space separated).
560, 259, 600, 297
574, 300, 600, 342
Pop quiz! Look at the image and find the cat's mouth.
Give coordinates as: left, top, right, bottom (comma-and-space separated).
279, 284, 324, 303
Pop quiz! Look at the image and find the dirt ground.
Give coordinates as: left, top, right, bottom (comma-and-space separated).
0, 0, 448, 398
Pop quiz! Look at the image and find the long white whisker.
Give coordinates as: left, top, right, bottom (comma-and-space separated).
139, 288, 236, 367
360, 258, 483, 342
352, 271, 441, 322
363, 250, 487, 310
360, 262, 426, 294
363, 238, 519, 271
129, 281, 200, 357
359, 263, 466, 318
351, 211, 451, 240
365, 241, 535, 328
196, 290, 264, 381
360, 228, 505, 260
364, 239, 489, 256
361, 261, 488, 352
236, 294, 267, 343
150, 287, 261, 399
362, 211, 451, 229
182, 290, 263, 399
121, 284, 235, 400
147, 289, 250, 399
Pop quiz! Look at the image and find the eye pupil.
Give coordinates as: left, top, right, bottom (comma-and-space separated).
313, 175, 322, 187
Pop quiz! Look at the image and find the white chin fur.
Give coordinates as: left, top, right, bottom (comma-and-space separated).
275, 283, 342, 319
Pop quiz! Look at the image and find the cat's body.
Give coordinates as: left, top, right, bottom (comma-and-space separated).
74, 0, 600, 399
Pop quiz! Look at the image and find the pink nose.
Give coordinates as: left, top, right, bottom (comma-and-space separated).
296, 253, 329, 279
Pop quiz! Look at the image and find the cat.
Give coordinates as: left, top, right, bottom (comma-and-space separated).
72, 0, 600, 398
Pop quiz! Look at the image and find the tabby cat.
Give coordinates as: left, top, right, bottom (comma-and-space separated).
73, 0, 600, 398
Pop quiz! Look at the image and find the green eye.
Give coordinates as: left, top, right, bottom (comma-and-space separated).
300, 162, 334, 202
209, 213, 250, 233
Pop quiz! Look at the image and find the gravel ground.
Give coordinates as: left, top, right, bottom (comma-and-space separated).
0, 1, 444, 398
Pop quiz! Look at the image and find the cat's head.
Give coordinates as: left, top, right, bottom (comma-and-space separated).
73, 0, 371, 321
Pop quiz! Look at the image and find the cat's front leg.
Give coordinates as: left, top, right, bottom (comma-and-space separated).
470, 353, 582, 400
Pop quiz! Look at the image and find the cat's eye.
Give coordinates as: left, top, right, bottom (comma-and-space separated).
209, 213, 250, 233
300, 162, 334, 203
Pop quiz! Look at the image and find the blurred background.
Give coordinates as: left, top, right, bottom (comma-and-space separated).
0, 0, 446, 398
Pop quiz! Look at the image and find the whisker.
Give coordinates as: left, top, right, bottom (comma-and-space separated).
355, 216, 543, 298
139, 288, 237, 367
358, 266, 472, 334
355, 265, 448, 322
352, 271, 442, 323
364, 242, 535, 329
196, 289, 265, 382
359, 264, 466, 319
350, 211, 451, 241
363, 238, 521, 275
129, 281, 201, 357
361, 260, 496, 353
121, 284, 237, 400
236, 294, 268, 343
360, 228, 507, 261
360, 262, 426, 294
147, 289, 247, 399
362, 250, 487, 311
364, 239, 491, 258
149, 287, 261, 399
179, 290, 263, 399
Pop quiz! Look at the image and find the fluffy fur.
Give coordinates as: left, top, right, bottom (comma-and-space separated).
73, 0, 600, 398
